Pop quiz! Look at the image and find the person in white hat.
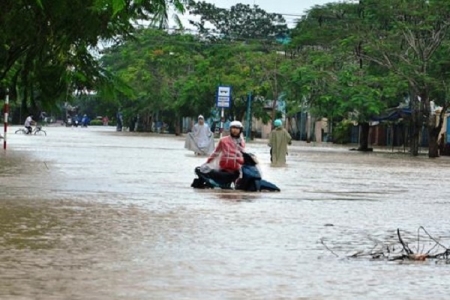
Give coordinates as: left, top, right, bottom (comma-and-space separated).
191, 120, 246, 189
185, 115, 214, 155
205, 120, 245, 174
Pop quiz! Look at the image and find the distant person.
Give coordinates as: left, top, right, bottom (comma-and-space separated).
81, 114, 89, 127
185, 115, 215, 156
24, 114, 34, 134
39, 112, 47, 124
102, 116, 109, 126
268, 119, 292, 166
116, 110, 123, 131
72, 114, 79, 127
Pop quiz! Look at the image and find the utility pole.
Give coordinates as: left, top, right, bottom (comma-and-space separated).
245, 91, 252, 142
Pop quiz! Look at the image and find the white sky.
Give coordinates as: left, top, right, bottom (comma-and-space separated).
174, 0, 338, 29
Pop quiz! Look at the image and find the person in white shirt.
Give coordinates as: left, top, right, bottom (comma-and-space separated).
24, 115, 34, 134
184, 115, 215, 156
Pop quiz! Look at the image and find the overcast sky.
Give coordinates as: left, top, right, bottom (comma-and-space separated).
204, 0, 335, 15
174, 0, 338, 29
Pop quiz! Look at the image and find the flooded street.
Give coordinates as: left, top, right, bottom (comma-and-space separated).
2, 125, 450, 299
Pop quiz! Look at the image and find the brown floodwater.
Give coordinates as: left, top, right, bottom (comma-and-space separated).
1, 125, 450, 299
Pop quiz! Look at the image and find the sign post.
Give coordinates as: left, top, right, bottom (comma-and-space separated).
3, 89, 9, 150
216, 86, 231, 138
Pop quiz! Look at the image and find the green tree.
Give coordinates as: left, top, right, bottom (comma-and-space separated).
101, 29, 207, 131
356, 0, 450, 157
186, 2, 291, 125
187, 1, 288, 44
0, 0, 186, 117
291, 0, 448, 157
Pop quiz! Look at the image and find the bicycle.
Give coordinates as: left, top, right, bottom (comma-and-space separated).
15, 125, 47, 136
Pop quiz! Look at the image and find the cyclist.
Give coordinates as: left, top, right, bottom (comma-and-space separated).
24, 114, 35, 134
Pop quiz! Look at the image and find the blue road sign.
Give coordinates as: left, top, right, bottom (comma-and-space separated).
216, 86, 231, 108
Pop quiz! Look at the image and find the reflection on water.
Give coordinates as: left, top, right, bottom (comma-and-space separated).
1, 126, 450, 299
197, 190, 262, 203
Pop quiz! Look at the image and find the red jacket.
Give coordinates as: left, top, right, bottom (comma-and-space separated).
207, 136, 245, 171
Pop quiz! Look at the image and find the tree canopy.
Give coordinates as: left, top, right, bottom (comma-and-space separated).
0, 0, 186, 116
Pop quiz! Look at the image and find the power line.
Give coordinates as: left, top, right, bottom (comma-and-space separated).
272, 12, 305, 17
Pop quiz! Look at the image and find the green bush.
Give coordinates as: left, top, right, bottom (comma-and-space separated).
90, 119, 103, 126
332, 120, 353, 144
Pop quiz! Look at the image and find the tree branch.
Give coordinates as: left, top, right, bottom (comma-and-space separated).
397, 228, 414, 255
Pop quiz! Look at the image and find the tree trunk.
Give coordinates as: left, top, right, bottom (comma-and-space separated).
357, 122, 372, 151
140, 112, 150, 132
427, 109, 445, 158
428, 127, 439, 158
410, 91, 421, 156
410, 123, 420, 156
306, 114, 311, 143
174, 116, 181, 136
271, 93, 278, 124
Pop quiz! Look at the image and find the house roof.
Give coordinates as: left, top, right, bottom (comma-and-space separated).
370, 107, 412, 122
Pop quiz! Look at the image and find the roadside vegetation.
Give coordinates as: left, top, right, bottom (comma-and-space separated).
1, 0, 450, 158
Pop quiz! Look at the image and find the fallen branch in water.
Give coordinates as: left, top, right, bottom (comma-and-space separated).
321, 226, 450, 262
397, 228, 413, 255
320, 238, 339, 257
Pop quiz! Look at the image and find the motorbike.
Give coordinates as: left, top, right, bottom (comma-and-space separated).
191, 152, 280, 192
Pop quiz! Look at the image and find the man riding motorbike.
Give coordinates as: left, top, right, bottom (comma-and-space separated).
191, 120, 281, 191
195, 120, 245, 188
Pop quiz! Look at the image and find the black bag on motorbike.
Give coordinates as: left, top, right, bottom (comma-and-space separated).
191, 178, 206, 189
235, 165, 261, 191
193, 167, 238, 189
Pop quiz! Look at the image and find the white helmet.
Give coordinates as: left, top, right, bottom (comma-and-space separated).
229, 120, 243, 128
